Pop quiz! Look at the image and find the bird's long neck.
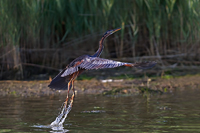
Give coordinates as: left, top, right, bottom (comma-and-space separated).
92, 35, 106, 57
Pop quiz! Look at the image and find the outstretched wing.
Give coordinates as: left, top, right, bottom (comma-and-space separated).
79, 57, 156, 70
61, 56, 156, 77
60, 57, 125, 77
79, 57, 127, 70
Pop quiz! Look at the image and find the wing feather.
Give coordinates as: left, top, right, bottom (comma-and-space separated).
79, 57, 126, 70
61, 66, 78, 77
79, 57, 156, 70
60, 56, 156, 77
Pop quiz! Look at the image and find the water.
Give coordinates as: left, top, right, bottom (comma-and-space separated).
0, 89, 200, 132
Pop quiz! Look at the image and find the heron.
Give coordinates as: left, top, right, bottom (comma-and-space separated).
48, 28, 156, 125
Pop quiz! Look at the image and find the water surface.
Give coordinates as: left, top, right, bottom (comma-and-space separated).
0, 89, 200, 132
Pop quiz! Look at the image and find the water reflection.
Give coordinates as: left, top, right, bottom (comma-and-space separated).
32, 124, 69, 133
0, 89, 200, 132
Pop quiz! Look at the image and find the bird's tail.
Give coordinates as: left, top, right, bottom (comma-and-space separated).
48, 69, 72, 90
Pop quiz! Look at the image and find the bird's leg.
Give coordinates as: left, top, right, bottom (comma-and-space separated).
69, 72, 79, 107
69, 81, 75, 107
63, 81, 71, 109
51, 81, 72, 126
56, 74, 77, 125
63, 72, 77, 109
51, 72, 80, 127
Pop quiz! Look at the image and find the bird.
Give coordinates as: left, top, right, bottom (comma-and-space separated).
48, 28, 156, 107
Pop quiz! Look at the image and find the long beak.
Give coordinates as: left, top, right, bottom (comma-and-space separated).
112, 28, 121, 33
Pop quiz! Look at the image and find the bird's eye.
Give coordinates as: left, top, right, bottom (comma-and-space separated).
103, 30, 112, 36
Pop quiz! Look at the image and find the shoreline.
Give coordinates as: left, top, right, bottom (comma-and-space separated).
0, 74, 200, 97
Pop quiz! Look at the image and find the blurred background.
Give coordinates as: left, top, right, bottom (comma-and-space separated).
1, 0, 200, 80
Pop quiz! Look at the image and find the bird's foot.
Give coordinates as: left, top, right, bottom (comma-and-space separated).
63, 97, 69, 110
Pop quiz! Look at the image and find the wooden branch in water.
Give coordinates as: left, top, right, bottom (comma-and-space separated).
119, 53, 196, 61
20, 48, 62, 52
164, 59, 200, 65
22, 63, 60, 71
1, 61, 60, 71
0, 48, 15, 59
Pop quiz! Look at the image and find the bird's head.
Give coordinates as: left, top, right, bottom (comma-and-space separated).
102, 28, 121, 38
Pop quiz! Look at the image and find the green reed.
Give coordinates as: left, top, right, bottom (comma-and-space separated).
1, 0, 200, 72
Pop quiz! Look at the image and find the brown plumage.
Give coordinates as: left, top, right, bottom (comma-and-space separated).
48, 28, 156, 106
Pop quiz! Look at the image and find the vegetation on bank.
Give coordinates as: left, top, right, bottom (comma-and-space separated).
1, 0, 200, 79
1, 73, 200, 96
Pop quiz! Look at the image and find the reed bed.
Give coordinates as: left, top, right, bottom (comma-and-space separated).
1, 0, 200, 79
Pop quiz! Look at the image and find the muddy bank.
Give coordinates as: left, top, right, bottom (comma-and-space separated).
0, 74, 200, 97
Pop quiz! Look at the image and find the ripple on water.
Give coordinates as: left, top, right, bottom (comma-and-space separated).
32, 124, 69, 133
0, 90, 200, 132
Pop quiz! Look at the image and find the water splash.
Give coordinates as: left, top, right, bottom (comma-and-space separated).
32, 100, 73, 133
50, 101, 72, 127
32, 124, 69, 133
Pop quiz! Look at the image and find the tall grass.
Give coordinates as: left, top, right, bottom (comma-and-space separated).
1, 0, 200, 79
